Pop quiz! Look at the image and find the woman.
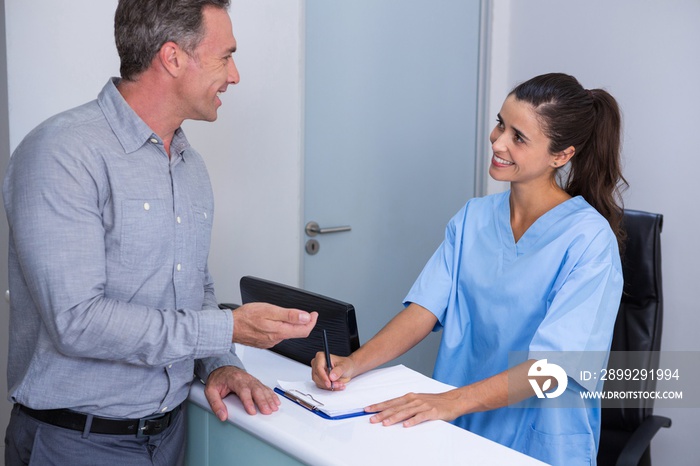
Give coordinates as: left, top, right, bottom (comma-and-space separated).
311, 73, 627, 465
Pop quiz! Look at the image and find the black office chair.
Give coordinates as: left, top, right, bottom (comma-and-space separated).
597, 210, 671, 466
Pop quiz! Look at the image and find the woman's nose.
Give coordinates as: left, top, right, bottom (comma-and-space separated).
490, 128, 505, 152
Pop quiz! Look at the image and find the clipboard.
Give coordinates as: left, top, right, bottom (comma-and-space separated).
273, 387, 372, 420
274, 365, 455, 421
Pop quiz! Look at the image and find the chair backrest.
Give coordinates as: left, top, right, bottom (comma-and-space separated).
612, 209, 664, 353
602, 209, 664, 430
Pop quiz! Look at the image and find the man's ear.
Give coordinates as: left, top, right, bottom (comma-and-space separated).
158, 41, 186, 77
552, 146, 575, 168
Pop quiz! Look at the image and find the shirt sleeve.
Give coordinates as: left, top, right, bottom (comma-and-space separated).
4, 126, 233, 367
202, 264, 220, 311
195, 346, 245, 382
196, 289, 245, 380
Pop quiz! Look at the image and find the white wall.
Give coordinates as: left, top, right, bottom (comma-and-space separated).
183, 0, 303, 303
488, 1, 700, 464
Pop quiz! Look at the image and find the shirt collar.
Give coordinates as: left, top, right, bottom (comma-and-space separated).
97, 77, 191, 159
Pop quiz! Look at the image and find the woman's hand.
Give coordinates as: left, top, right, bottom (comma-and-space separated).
365, 360, 540, 427
310, 303, 437, 391
366, 389, 465, 427
310, 352, 358, 391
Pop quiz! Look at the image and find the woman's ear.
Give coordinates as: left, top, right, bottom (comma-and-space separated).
552, 146, 575, 168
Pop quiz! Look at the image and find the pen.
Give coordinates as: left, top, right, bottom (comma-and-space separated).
322, 329, 334, 391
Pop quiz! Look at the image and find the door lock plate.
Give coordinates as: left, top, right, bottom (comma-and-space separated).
305, 239, 320, 255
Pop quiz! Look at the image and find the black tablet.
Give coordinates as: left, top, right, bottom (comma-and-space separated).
239, 276, 361, 366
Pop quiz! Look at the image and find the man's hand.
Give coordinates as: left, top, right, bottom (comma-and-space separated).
204, 366, 281, 421
231, 302, 318, 348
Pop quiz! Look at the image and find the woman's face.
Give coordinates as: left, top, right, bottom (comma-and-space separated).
488, 95, 559, 186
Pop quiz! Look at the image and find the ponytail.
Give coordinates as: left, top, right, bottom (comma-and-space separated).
564, 89, 627, 253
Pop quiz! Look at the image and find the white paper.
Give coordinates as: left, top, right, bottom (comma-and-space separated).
277, 364, 454, 418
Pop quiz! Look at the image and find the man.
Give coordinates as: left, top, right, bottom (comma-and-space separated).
2, 1, 317, 464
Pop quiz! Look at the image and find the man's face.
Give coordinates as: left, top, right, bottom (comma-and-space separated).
178, 6, 239, 122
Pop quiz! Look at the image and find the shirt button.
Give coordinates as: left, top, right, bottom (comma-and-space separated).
144, 202, 150, 211
176, 216, 181, 224
203, 212, 208, 219
161, 407, 168, 413
168, 364, 172, 369
176, 264, 181, 272
150, 138, 159, 144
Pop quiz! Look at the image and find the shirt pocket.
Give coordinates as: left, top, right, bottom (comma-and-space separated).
192, 206, 212, 271
120, 199, 170, 269
525, 424, 593, 466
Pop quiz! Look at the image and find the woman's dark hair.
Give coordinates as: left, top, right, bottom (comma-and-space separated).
115, 0, 231, 81
510, 73, 628, 251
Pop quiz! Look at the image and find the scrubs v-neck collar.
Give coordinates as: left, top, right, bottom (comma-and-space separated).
498, 192, 586, 257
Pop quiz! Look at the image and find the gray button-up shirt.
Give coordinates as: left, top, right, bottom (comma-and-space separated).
3, 78, 240, 418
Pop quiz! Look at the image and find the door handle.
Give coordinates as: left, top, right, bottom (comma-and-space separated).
305, 221, 352, 237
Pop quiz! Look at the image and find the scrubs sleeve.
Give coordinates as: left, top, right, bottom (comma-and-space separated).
529, 228, 623, 393
404, 205, 466, 327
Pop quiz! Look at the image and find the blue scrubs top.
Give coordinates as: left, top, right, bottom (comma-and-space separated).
404, 191, 623, 466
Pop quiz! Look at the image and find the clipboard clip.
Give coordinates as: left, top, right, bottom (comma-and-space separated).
278, 389, 324, 412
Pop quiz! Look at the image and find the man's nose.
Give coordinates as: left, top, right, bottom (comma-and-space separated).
228, 58, 240, 85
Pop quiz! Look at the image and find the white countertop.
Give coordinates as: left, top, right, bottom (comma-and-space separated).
188, 345, 548, 466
